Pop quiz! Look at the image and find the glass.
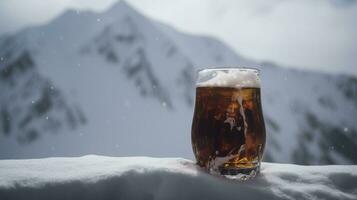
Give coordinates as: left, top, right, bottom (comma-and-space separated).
191, 67, 266, 180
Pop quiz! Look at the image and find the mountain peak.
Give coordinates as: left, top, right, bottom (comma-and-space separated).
106, 0, 137, 14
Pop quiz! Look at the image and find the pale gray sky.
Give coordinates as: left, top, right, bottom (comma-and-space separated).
0, 0, 356, 75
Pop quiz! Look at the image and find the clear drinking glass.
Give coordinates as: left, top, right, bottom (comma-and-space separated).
191, 67, 266, 180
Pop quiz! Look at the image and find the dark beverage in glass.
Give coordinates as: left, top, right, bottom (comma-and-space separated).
191, 68, 266, 180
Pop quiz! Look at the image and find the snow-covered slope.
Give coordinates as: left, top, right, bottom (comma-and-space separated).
0, 155, 356, 200
0, 1, 356, 164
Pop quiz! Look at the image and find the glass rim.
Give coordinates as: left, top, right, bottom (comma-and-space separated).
196, 67, 260, 73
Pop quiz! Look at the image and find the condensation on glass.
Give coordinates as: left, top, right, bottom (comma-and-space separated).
191, 67, 266, 180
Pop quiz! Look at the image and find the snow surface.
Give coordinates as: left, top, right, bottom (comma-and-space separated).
0, 155, 356, 200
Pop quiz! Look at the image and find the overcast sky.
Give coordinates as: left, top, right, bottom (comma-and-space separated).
0, 0, 356, 75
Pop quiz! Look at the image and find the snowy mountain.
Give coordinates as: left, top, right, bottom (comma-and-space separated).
1, 155, 356, 200
0, 1, 356, 164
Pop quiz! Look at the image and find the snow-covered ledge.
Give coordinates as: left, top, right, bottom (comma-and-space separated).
0, 155, 356, 200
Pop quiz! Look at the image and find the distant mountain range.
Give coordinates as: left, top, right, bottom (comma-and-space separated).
0, 0, 356, 164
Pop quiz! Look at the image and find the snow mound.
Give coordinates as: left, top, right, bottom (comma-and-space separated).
0, 155, 356, 200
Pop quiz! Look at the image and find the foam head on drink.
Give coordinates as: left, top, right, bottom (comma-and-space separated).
196, 68, 261, 89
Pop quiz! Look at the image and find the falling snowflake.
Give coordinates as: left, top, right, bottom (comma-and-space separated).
161, 102, 167, 107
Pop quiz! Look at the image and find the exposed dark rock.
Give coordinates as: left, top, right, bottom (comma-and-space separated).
337, 76, 357, 106
177, 64, 195, 106
0, 51, 85, 144
1, 52, 33, 80
1, 108, 11, 135
123, 48, 172, 109
33, 88, 53, 116
265, 117, 280, 132
292, 111, 357, 164
17, 129, 39, 144
318, 96, 336, 110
